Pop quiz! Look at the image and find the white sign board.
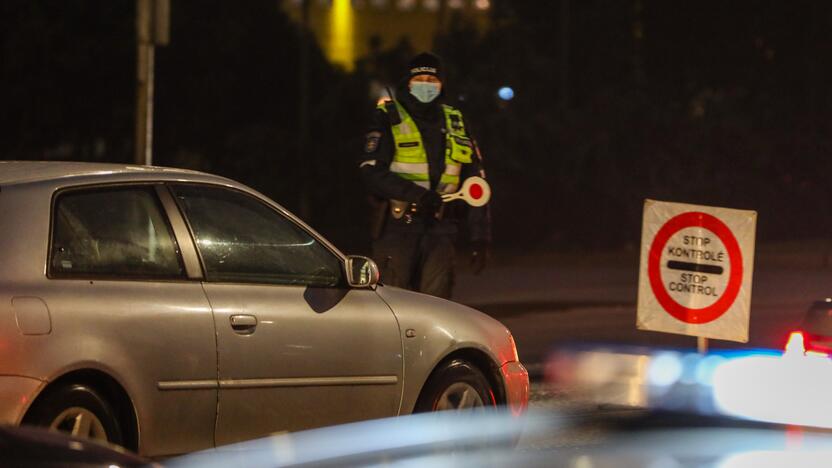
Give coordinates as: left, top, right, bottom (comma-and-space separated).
637, 200, 757, 342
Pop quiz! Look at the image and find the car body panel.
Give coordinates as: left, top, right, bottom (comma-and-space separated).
0, 376, 44, 425
0, 279, 219, 455
374, 285, 523, 414
208, 283, 403, 445
32, 280, 218, 455
0, 183, 53, 284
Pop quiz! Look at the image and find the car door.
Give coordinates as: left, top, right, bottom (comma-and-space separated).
168, 184, 403, 446
45, 184, 217, 455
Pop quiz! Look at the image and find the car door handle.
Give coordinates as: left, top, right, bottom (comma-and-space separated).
230, 314, 257, 334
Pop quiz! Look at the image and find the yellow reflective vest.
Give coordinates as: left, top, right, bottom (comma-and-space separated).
378, 100, 474, 194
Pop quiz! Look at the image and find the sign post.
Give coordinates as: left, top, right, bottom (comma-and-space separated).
637, 200, 757, 345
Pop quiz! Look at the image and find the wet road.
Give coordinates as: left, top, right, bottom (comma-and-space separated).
450, 245, 832, 456
454, 245, 832, 370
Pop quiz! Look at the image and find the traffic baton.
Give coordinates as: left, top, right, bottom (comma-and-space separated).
441, 176, 491, 207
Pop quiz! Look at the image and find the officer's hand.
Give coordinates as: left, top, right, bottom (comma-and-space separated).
470, 240, 490, 275
418, 190, 443, 217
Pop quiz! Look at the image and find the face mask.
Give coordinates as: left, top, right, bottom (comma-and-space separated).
410, 82, 441, 103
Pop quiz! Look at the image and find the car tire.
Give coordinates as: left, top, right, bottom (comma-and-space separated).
415, 359, 496, 412
23, 383, 123, 446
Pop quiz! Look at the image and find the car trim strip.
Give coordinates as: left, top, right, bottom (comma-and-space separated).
157, 375, 399, 391
157, 380, 219, 390
219, 376, 399, 389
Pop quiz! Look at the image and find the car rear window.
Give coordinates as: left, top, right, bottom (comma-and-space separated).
50, 186, 185, 279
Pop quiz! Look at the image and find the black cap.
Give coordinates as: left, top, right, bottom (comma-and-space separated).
407, 52, 443, 81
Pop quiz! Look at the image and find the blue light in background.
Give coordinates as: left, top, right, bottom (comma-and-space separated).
648, 351, 683, 387
498, 86, 514, 101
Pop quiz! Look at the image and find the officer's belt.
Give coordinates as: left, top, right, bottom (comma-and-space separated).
390, 199, 445, 221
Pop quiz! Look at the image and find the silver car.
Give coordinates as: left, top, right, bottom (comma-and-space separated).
0, 161, 528, 457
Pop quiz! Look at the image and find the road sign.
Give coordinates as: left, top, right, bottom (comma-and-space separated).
637, 200, 757, 342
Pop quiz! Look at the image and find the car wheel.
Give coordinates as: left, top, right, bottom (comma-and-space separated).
23, 383, 123, 446
415, 359, 496, 412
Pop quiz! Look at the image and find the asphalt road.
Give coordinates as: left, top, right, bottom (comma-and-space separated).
454, 244, 832, 374
517, 382, 626, 451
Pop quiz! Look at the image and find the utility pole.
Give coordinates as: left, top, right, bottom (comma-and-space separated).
135, 0, 170, 166
297, 0, 311, 218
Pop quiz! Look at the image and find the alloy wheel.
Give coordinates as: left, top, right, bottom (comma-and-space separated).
435, 382, 485, 410
49, 406, 109, 442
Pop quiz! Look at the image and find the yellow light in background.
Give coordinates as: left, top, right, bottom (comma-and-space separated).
329, 0, 355, 71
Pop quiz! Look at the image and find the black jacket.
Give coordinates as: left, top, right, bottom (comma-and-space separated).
359, 89, 491, 242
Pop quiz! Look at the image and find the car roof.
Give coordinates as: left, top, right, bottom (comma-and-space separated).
0, 161, 227, 186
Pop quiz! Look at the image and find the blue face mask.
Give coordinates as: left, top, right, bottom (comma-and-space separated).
410, 82, 442, 103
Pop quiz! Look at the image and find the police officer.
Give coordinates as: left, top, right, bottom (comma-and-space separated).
359, 52, 491, 299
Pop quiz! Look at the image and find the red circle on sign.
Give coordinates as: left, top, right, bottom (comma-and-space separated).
647, 212, 743, 324
469, 183, 483, 200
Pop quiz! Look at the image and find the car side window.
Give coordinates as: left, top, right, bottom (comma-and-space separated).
171, 184, 343, 287
50, 186, 184, 278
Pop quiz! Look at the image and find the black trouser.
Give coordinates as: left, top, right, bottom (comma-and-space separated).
372, 227, 456, 299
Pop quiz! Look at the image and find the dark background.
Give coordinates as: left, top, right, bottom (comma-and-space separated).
2, 0, 831, 254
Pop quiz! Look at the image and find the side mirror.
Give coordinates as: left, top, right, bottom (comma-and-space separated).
346, 255, 380, 289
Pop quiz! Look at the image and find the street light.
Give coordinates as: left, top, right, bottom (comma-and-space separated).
329, 0, 355, 70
